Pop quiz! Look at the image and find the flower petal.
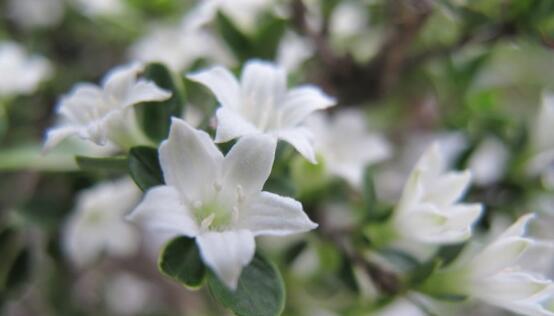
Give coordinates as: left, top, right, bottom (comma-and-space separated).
122, 79, 171, 107
472, 237, 533, 277
214, 107, 259, 143
187, 66, 241, 110
281, 85, 336, 127
196, 230, 255, 290
499, 213, 535, 239
240, 60, 287, 114
425, 171, 471, 206
222, 135, 277, 196
277, 127, 317, 163
43, 126, 79, 152
473, 271, 552, 303
159, 118, 223, 202
126, 185, 199, 238
102, 63, 143, 103
238, 192, 317, 236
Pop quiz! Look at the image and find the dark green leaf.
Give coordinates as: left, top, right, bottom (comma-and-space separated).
408, 259, 442, 287
158, 236, 206, 288
216, 12, 253, 62
75, 156, 128, 173
434, 243, 466, 267
128, 146, 163, 191
5, 248, 31, 292
254, 16, 286, 59
362, 167, 391, 221
138, 63, 186, 142
208, 253, 285, 316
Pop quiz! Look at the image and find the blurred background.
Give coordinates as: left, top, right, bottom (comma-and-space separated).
1, 0, 554, 315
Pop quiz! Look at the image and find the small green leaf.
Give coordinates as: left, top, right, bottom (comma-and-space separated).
208, 253, 285, 316
138, 63, 186, 142
408, 258, 442, 287
75, 156, 128, 173
254, 16, 286, 59
216, 12, 253, 62
128, 146, 163, 191
158, 236, 206, 288
362, 167, 391, 222
434, 243, 466, 267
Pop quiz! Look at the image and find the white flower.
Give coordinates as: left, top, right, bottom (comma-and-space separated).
105, 273, 157, 315
128, 4, 233, 72
7, 0, 64, 29
392, 143, 482, 244
44, 63, 171, 152
372, 299, 425, 316
72, 0, 125, 16
127, 118, 317, 289
528, 93, 554, 186
276, 31, 313, 72
458, 214, 554, 316
468, 136, 509, 186
187, 60, 336, 163
63, 178, 141, 267
306, 109, 390, 187
202, 0, 281, 34
0, 41, 52, 97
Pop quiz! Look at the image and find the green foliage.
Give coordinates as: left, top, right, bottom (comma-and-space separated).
137, 63, 186, 143
128, 146, 164, 191
75, 155, 128, 173
216, 12, 286, 62
158, 236, 206, 288
208, 254, 285, 316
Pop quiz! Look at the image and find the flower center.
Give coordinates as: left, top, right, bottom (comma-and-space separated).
193, 200, 232, 231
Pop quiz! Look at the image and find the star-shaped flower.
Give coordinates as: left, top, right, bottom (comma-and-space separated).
392, 143, 483, 244
44, 63, 171, 152
187, 60, 336, 163
127, 118, 317, 289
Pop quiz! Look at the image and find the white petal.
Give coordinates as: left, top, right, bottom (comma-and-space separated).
415, 143, 444, 179
473, 271, 552, 303
102, 63, 143, 102
222, 135, 277, 196
425, 171, 471, 206
196, 230, 255, 290
187, 66, 241, 110
159, 118, 223, 202
472, 237, 533, 277
126, 186, 199, 238
240, 60, 287, 112
281, 85, 336, 127
499, 213, 536, 239
43, 126, 79, 152
238, 192, 317, 236
277, 127, 317, 163
214, 107, 259, 143
122, 79, 171, 107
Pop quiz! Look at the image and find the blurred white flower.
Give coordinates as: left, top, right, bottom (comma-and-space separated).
128, 118, 317, 289
202, 0, 280, 34
306, 109, 391, 188
528, 93, 554, 187
449, 214, 554, 316
105, 273, 158, 315
7, 0, 64, 29
276, 31, 313, 72
63, 178, 141, 268
129, 4, 233, 72
44, 63, 171, 152
329, 1, 368, 39
468, 136, 509, 186
72, 0, 125, 16
0, 41, 52, 97
372, 299, 425, 316
392, 143, 482, 244
188, 60, 336, 162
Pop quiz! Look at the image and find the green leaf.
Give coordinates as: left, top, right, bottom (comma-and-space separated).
75, 156, 128, 173
138, 63, 186, 142
362, 167, 391, 221
434, 243, 466, 267
208, 253, 285, 316
254, 16, 286, 59
128, 146, 163, 191
216, 12, 253, 62
158, 236, 206, 288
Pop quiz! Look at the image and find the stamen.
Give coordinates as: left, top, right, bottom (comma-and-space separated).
236, 185, 245, 203
232, 206, 240, 222
200, 213, 215, 231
